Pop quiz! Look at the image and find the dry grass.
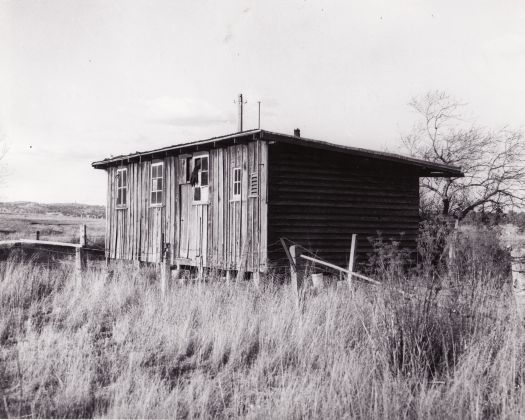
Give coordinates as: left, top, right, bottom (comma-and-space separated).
0, 227, 524, 419
0, 213, 105, 246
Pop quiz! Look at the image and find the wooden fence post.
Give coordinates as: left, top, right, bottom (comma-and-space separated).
75, 247, 86, 285
36, 231, 40, 241
347, 234, 357, 288
160, 244, 171, 297
448, 219, 459, 275
511, 247, 525, 321
289, 245, 303, 307
79, 224, 87, 247
75, 224, 87, 285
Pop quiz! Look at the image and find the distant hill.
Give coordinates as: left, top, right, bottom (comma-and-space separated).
0, 201, 105, 219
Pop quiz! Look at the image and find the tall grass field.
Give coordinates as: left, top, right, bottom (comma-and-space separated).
0, 227, 524, 419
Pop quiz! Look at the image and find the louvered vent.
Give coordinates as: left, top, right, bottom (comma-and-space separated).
249, 172, 258, 196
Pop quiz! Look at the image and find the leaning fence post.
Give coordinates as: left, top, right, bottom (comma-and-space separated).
160, 244, 171, 297
347, 234, 357, 288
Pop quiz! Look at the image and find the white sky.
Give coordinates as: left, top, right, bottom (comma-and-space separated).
1, 0, 524, 205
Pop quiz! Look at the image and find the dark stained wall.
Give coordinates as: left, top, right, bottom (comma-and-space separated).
267, 142, 420, 269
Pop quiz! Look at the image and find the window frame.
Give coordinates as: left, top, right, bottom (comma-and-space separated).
232, 167, 242, 201
116, 167, 128, 208
150, 161, 164, 207
192, 152, 209, 205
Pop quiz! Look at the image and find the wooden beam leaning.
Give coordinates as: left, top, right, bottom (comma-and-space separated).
299, 254, 380, 286
347, 234, 357, 288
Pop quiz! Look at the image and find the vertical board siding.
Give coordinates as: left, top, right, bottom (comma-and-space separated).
104, 139, 269, 273
267, 143, 420, 269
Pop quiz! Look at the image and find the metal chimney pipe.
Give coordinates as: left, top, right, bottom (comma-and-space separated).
294, 128, 300, 137
238, 93, 243, 132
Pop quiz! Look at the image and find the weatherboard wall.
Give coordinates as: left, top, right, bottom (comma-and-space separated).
104, 140, 268, 272
266, 142, 420, 269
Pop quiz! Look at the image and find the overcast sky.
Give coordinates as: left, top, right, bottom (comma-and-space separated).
1, 0, 524, 205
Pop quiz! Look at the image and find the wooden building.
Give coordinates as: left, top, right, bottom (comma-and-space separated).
92, 129, 462, 274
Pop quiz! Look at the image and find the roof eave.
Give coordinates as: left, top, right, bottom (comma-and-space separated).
265, 132, 464, 178
91, 129, 262, 169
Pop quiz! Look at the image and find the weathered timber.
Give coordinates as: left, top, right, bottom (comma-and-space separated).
94, 130, 461, 274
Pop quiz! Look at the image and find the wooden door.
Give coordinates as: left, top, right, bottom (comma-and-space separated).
178, 152, 209, 267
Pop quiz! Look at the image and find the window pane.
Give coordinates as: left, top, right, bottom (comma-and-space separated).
186, 158, 191, 181
157, 191, 162, 204
201, 171, 208, 186
123, 189, 127, 205
123, 170, 127, 184
151, 191, 156, 204
157, 178, 162, 190
201, 157, 208, 170
152, 165, 157, 178
194, 187, 201, 201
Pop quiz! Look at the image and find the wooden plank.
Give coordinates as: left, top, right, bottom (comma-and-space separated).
247, 142, 254, 271
211, 149, 218, 267
218, 148, 223, 268
259, 140, 268, 272
218, 148, 224, 269
105, 168, 111, 259
347, 233, 357, 287
299, 254, 380, 285
0, 239, 84, 249
170, 156, 177, 265
240, 144, 248, 270
174, 159, 181, 260
144, 161, 150, 262
236, 238, 249, 282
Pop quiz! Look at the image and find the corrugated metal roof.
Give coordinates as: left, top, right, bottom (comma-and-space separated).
92, 129, 463, 177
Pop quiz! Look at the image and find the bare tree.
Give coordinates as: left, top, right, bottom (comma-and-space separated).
402, 91, 525, 221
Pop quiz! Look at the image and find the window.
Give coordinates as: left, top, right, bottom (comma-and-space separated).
232, 167, 241, 199
116, 168, 127, 207
179, 155, 192, 184
191, 154, 209, 203
151, 162, 163, 206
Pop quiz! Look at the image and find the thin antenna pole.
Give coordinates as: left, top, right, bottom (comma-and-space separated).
257, 101, 261, 129
238, 93, 243, 132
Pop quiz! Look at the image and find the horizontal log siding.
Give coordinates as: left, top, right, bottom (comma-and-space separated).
267, 143, 420, 269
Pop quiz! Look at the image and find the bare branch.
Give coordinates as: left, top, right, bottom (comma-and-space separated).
403, 91, 525, 220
